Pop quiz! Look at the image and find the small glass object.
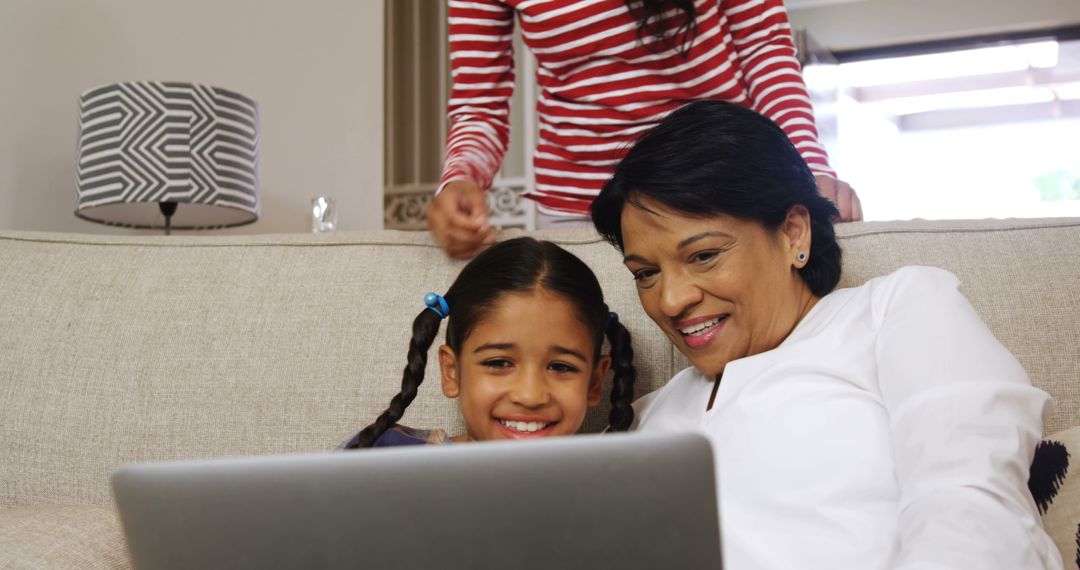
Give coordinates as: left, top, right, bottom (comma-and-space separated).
311, 196, 338, 233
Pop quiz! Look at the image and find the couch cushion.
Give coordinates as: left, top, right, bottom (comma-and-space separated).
0, 229, 677, 508
0, 505, 130, 569
1, 217, 1078, 509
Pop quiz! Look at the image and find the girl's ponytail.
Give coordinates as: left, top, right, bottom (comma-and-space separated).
604, 317, 635, 432
343, 308, 444, 448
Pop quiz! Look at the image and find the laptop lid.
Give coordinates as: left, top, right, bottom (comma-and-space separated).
112, 431, 721, 570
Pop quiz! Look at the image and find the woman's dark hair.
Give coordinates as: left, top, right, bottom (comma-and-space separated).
591, 99, 842, 297
344, 237, 635, 449
626, 0, 697, 56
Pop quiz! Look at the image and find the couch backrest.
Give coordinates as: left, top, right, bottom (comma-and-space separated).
1, 217, 1077, 508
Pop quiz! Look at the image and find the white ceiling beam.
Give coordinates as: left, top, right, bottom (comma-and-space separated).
854, 68, 1080, 102
899, 99, 1080, 130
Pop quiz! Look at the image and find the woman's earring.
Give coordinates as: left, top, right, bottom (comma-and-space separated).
796, 251, 808, 264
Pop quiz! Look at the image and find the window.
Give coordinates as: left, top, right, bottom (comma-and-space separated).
804, 36, 1080, 220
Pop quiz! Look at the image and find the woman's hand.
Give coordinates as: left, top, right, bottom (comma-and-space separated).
815, 175, 864, 222
426, 180, 495, 259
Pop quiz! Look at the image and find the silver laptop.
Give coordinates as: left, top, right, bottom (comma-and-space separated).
112, 431, 721, 570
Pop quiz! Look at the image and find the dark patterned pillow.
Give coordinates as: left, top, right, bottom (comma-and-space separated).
1031, 427, 1080, 568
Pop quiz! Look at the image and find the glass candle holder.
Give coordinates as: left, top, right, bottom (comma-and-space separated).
311, 196, 338, 233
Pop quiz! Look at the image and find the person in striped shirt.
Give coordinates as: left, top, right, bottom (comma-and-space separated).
428, 0, 863, 258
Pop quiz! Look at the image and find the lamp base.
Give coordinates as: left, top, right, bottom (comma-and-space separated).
159, 201, 178, 235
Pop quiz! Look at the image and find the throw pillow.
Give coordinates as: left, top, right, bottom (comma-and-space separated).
1032, 426, 1080, 568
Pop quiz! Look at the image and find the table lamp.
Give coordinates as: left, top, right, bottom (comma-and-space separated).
75, 81, 259, 234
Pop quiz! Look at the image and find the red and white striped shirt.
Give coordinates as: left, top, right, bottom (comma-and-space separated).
442, 0, 835, 216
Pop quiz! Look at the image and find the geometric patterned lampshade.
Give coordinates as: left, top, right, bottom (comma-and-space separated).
75, 81, 259, 232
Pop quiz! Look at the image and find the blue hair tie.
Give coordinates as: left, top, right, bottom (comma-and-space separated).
424, 292, 450, 319
605, 311, 619, 331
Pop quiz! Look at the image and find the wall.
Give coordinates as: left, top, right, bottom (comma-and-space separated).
789, 0, 1080, 53
0, 0, 383, 234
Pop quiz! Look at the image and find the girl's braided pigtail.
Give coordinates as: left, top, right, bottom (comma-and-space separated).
604, 316, 636, 432
343, 307, 443, 448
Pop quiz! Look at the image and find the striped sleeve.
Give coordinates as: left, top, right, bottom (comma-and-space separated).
723, 0, 836, 177
440, 0, 516, 192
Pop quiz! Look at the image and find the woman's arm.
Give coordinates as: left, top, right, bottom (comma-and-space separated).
874, 267, 1061, 569
427, 0, 516, 258
721, 0, 834, 178
440, 0, 516, 193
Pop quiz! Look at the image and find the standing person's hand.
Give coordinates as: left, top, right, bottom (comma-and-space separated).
815, 175, 864, 222
426, 180, 495, 258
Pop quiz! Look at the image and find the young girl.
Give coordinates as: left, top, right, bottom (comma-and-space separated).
342, 237, 635, 448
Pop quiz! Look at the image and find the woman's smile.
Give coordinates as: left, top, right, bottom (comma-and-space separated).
675, 314, 729, 350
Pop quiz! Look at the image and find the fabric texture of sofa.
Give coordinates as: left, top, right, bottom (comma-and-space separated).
1, 217, 1078, 568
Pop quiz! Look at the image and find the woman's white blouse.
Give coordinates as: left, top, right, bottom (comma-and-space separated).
633, 266, 1061, 569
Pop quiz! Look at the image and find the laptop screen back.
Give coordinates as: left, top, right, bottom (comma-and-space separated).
112, 432, 721, 570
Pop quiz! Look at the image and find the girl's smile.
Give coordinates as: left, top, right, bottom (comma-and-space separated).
495, 417, 558, 438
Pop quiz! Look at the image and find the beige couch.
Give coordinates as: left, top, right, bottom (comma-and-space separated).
1, 218, 1078, 568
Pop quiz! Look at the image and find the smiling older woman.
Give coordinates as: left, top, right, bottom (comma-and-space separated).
591, 100, 1060, 569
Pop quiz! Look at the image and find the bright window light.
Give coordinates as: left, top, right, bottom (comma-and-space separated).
812, 37, 1079, 221
1054, 81, 1080, 100
801, 63, 840, 93
1017, 41, 1060, 69
872, 86, 1057, 116
839, 41, 1060, 86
